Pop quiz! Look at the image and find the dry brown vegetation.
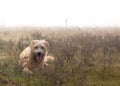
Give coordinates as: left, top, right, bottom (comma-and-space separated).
0, 27, 120, 86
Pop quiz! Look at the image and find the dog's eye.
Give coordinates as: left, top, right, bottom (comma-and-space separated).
35, 46, 38, 49
41, 46, 44, 49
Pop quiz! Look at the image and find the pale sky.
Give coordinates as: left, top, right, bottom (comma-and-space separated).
0, 0, 120, 27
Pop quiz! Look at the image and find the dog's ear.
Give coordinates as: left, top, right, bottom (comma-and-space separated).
41, 40, 49, 50
30, 40, 39, 49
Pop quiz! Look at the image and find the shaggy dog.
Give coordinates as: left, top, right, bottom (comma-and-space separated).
19, 40, 54, 74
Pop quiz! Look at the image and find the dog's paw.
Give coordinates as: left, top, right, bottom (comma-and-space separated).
42, 56, 55, 67
44, 56, 55, 63
23, 68, 33, 75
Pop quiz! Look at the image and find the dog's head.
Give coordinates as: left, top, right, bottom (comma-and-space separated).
30, 40, 49, 63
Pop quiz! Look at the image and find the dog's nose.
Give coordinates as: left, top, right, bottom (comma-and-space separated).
38, 52, 41, 56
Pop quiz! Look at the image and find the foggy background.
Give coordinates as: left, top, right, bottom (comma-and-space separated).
0, 0, 120, 27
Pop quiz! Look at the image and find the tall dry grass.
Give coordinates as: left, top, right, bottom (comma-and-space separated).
0, 27, 120, 86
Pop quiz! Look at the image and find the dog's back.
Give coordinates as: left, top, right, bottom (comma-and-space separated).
19, 47, 31, 66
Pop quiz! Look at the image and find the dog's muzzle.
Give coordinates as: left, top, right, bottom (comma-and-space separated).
36, 52, 44, 63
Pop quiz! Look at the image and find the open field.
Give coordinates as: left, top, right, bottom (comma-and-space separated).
0, 27, 120, 86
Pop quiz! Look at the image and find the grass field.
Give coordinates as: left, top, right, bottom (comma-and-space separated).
0, 27, 120, 86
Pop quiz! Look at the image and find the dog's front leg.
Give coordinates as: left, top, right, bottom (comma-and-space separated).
23, 67, 33, 74
41, 61, 48, 67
